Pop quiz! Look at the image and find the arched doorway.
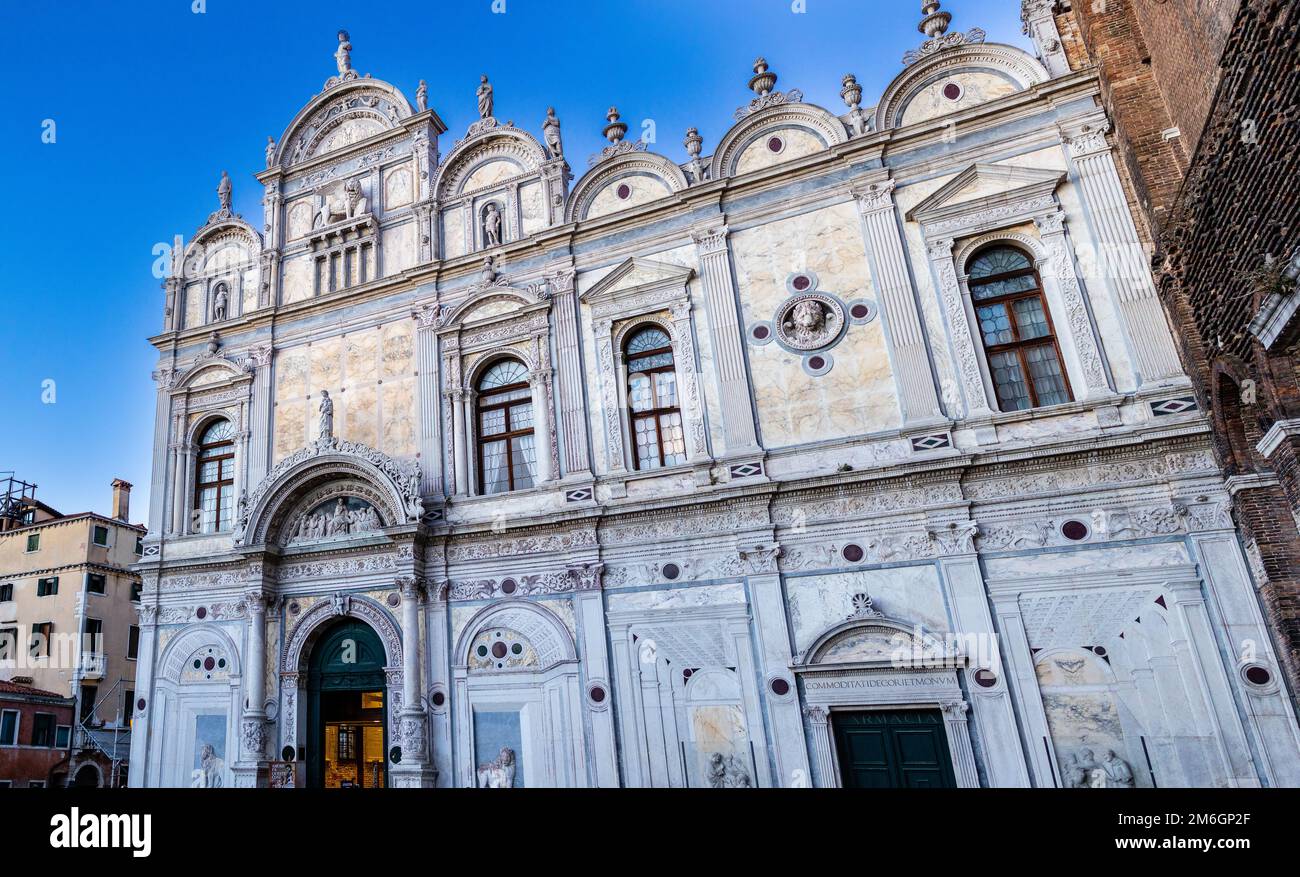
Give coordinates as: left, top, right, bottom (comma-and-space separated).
306, 618, 389, 788
72, 764, 101, 788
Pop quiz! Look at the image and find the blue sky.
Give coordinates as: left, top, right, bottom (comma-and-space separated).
0, 0, 1029, 520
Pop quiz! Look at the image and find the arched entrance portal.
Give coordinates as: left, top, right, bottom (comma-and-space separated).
306, 618, 389, 788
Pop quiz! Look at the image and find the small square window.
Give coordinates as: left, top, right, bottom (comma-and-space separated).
130, 581, 142, 602
25, 533, 39, 552
36, 577, 58, 597
0, 628, 16, 662
134, 536, 143, 555
92, 525, 109, 547
0, 583, 11, 602
87, 573, 106, 595
30, 622, 53, 658
55, 725, 70, 748
0, 710, 18, 746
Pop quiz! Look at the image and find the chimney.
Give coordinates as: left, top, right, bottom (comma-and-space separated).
110, 479, 132, 522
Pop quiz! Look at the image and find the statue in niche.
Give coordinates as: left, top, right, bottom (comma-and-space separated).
217, 170, 232, 212
542, 107, 563, 158
416, 79, 428, 112
335, 30, 353, 77
476, 74, 493, 119
482, 202, 502, 247
212, 284, 228, 322
265, 136, 276, 168
706, 752, 752, 788
198, 744, 224, 788
476, 747, 516, 788
318, 390, 334, 440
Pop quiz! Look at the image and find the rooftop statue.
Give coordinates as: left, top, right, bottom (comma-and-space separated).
477, 74, 494, 119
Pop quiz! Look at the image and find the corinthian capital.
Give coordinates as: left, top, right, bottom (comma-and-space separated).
1060, 119, 1112, 159
690, 224, 730, 255
851, 179, 897, 215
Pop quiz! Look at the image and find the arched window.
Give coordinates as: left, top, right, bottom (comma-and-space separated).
476, 360, 535, 494
195, 419, 235, 533
626, 326, 685, 470
968, 245, 1072, 411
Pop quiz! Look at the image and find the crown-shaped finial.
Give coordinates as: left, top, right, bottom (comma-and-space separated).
919, 1, 952, 38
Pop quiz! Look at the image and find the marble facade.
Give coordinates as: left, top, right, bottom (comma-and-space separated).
129, 6, 1300, 788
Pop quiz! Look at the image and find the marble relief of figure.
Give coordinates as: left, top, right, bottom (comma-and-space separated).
198, 744, 224, 788
482, 202, 502, 247
477, 74, 493, 119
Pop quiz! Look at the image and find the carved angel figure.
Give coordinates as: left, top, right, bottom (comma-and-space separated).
476, 747, 516, 788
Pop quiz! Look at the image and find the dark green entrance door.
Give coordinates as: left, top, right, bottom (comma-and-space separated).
832, 709, 957, 788
306, 618, 389, 789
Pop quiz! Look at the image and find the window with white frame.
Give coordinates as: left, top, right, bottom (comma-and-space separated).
194, 419, 236, 533
625, 326, 686, 470
476, 359, 536, 494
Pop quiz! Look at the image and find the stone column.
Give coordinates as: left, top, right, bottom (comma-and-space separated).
803, 705, 839, 788
1163, 578, 1257, 786
668, 300, 710, 463
570, 564, 620, 786
246, 345, 274, 488
1032, 212, 1113, 398
691, 224, 760, 457
596, 318, 628, 473
927, 238, 996, 418
392, 576, 436, 787
939, 555, 1032, 786
852, 179, 945, 423
147, 370, 175, 539
425, 580, 452, 787
742, 546, 811, 786
1060, 119, 1182, 382
529, 370, 553, 483
413, 306, 442, 494
991, 592, 1057, 787
126, 601, 159, 787
1021, 0, 1072, 77
546, 267, 592, 476
449, 389, 468, 496
234, 587, 270, 788
939, 700, 981, 788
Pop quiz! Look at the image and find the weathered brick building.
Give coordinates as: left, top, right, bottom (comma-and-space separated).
1028, 0, 1300, 695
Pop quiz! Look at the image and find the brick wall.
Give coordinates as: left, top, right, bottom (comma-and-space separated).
1062, 0, 1300, 697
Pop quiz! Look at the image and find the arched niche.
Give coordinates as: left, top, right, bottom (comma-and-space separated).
435, 128, 554, 257
274, 78, 413, 168
710, 102, 848, 181
566, 152, 688, 223
180, 219, 263, 328
450, 600, 585, 788
875, 43, 1047, 131
235, 438, 422, 547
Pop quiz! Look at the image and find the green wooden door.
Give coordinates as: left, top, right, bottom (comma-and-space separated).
306, 618, 389, 788
832, 709, 957, 788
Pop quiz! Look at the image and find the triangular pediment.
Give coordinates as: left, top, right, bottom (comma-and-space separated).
581, 257, 695, 304
907, 163, 1065, 223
